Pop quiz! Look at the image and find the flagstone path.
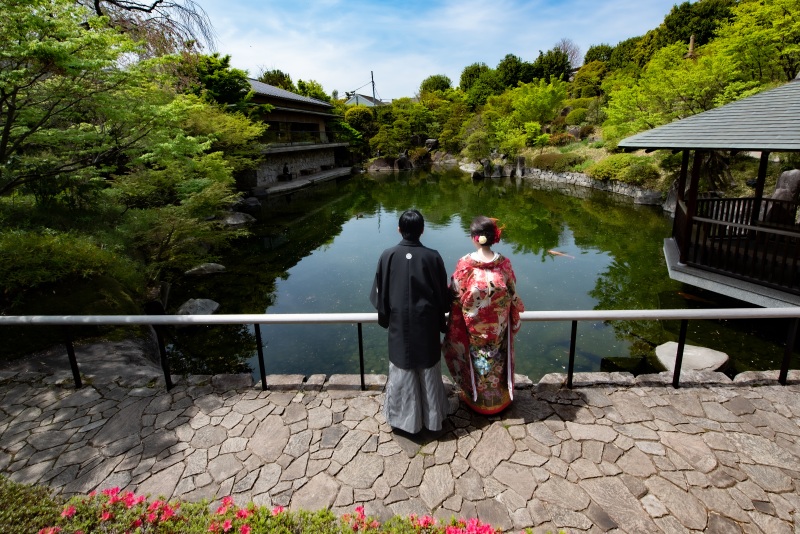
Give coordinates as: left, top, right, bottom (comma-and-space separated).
1, 339, 799, 533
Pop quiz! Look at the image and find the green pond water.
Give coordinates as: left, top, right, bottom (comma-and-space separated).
167, 169, 799, 381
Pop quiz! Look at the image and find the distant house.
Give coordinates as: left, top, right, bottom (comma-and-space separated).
344, 93, 384, 107
244, 79, 351, 191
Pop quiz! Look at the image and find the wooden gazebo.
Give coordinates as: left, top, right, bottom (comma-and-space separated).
619, 77, 800, 307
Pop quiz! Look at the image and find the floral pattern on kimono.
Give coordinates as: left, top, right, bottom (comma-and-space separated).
443, 253, 524, 414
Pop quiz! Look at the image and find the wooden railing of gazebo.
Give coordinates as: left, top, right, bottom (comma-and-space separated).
675, 197, 800, 295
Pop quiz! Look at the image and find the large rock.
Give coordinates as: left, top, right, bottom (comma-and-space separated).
177, 298, 220, 315
655, 342, 729, 373
367, 157, 395, 172
221, 212, 256, 228
425, 138, 439, 151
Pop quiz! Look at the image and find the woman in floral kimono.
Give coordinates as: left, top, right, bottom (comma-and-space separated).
443, 216, 524, 415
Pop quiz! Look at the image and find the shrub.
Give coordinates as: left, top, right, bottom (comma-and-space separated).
0, 230, 138, 298
564, 97, 595, 110
408, 146, 429, 164
548, 132, 576, 146
24, 485, 505, 534
579, 124, 595, 139
0, 476, 61, 533
565, 108, 588, 125
531, 152, 585, 173
586, 154, 660, 185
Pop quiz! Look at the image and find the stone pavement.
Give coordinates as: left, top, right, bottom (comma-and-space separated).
1, 340, 800, 533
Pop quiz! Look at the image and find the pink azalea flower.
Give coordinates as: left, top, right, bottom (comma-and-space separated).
221, 496, 234, 507
148, 500, 163, 512
271, 505, 285, 516
216, 504, 229, 515
236, 508, 250, 519
161, 506, 176, 521
102, 487, 120, 498
240, 526, 251, 534
132, 519, 143, 528
222, 519, 233, 532
61, 505, 76, 518
147, 512, 157, 523
100, 510, 113, 521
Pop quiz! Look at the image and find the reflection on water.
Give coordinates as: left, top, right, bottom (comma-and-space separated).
168, 170, 799, 382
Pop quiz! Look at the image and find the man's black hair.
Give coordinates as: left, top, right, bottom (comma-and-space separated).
399, 209, 424, 240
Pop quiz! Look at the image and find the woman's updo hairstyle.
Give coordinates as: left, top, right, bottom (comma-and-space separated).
470, 216, 501, 246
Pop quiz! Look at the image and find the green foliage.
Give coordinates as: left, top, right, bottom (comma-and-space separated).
531, 152, 586, 172
607, 35, 645, 70
344, 105, 376, 134
586, 153, 660, 185
584, 43, 614, 64
257, 68, 296, 91
530, 46, 572, 81
571, 61, 607, 98
715, 0, 800, 82
0, 230, 138, 300
296, 79, 332, 102
466, 69, 504, 108
602, 42, 761, 143
459, 62, 490, 91
565, 108, 588, 125
0, 476, 61, 533
496, 53, 534, 87
0, 0, 141, 198
181, 53, 266, 117
419, 74, 452, 93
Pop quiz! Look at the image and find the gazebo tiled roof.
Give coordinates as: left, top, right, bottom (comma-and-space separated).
618, 78, 800, 152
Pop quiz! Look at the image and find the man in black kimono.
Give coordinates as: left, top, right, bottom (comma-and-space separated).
370, 209, 450, 434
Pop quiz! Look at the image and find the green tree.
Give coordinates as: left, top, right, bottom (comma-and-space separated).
459, 62, 490, 91
182, 52, 260, 114
465, 69, 503, 108
296, 79, 331, 102
584, 44, 614, 64
607, 36, 645, 71
571, 61, 607, 97
419, 74, 452, 93
530, 47, 572, 82
716, 0, 800, 82
496, 53, 526, 87
602, 42, 760, 143
344, 105, 376, 135
257, 68, 296, 92
0, 0, 140, 199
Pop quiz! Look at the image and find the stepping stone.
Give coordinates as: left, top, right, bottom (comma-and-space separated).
655, 342, 729, 373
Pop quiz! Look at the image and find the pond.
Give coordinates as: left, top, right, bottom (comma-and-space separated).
167, 169, 799, 382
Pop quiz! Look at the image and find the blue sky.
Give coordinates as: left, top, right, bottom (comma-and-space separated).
199, 0, 681, 100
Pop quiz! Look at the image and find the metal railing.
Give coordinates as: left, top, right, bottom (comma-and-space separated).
2, 308, 799, 392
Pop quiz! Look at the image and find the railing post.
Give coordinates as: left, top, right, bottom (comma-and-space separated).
567, 321, 577, 389
145, 301, 173, 391
62, 327, 82, 389
672, 319, 689, 388
779, 317, 798, 385
254, 324, 268, 391
358, 323, 365, 391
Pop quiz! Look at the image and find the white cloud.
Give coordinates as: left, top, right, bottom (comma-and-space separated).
200, 0, 678, 99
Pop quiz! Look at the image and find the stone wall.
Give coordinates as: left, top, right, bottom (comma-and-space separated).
256, 148, 336, 187
521, 168, 664, 206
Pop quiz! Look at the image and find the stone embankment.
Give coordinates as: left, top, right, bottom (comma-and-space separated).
2, 340, 799, 533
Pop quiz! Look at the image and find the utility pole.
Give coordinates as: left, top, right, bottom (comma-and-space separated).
371, 71, 376, 103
